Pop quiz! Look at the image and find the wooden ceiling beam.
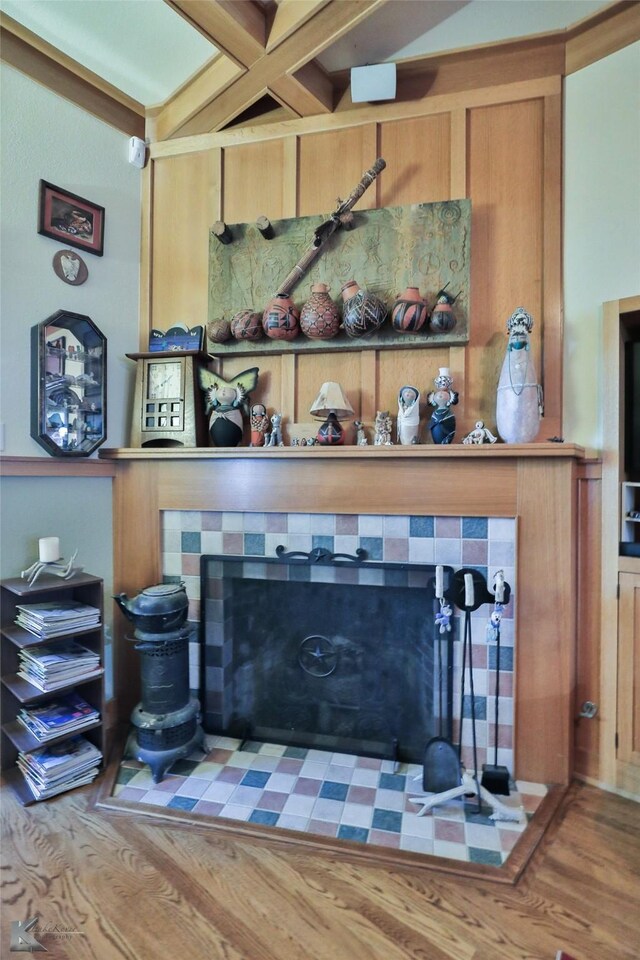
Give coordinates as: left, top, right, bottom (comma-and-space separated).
168, 0, 387, 137
0, 12, 145, 138
269, 61, 334, 117
165, 0, 267, 67
151, 54, 245, 143
266, 0, 332, 52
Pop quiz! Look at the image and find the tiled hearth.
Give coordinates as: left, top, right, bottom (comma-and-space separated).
161, 509, 516, 774
112, 733, 545, 868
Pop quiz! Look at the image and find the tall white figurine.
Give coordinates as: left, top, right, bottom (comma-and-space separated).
496, 307, 543, 444
397, 385, 420, 444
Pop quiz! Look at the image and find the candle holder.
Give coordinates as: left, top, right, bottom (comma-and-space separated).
21, 549, 80, 587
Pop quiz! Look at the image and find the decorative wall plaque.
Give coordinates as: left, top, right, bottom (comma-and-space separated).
52, 249, 88, 286
208, 199, 471, 356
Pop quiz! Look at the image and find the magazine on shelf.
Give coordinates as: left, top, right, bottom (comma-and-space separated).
19, 765, 100, 801
19, 639, 100, 670
17, 692, 100, 742
17, 666, 103, 693
15, 600, 101, 638
18, 735, 102, 783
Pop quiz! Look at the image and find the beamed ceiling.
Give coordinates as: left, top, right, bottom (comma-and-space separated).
0, 0, 638, 142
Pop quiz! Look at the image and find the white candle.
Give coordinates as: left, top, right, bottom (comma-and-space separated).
39, 537, 60, 563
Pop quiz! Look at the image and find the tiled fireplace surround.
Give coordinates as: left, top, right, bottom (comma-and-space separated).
161, 509, 517, 775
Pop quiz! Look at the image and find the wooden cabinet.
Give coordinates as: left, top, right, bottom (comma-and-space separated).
0, 572, 106, 805
601, 295, 640, 795
617, 565, 640, 796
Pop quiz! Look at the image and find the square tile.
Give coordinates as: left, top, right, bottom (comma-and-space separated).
201, 780, 237, 802
220, 803, 253, 821
312, 798, 345, 822
282, 794, 316, 818
230, 785, 265, 806
241, 770, 271, 788
193, 800, 225, 816
337, 825, 369, 844
347, 785, 377, 805
379, 772, 406, 792
292, 777, 322, 797
255, 791, 288, 812
468, 847, 503, 866
341, 802, 373, 828
319, 780, 349, 801
167, 795, 199, 811
371, 808, 403, 833
249, 810, 279, 826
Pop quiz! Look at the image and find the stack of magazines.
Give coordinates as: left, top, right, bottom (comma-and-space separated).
17, 735, 102, 801
17, 640, 102, 692
17, 692, 100, 743
16, 600, 101, 639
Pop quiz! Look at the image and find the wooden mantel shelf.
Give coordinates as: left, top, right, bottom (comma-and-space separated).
99, 442, 585, 461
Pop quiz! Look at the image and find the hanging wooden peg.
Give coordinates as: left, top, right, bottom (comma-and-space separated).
212, 221, 233, 245
256, 215, 275, 240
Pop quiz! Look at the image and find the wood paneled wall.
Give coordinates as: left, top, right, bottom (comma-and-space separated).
145, 76, 562, 443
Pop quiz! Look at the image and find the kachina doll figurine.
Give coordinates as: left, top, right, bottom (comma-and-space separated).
427, 368, 459, 444
198, 366, 259, 447
250, 402, 269, 447
397, 385, 420, 444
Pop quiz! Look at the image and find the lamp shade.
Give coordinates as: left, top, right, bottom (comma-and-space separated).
309, 382, 354, 420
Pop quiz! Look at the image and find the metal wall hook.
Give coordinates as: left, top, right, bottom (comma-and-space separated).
578, 700, 598, 719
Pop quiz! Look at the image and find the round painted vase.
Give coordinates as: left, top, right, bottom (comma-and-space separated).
430, 293, 457, 333
230, 310, 263, 341
299, 283, 341, 339
496, 307, 542, 443
262, 293, 300, 341
207, 318, 231, 344
341, 280, 388, 339
391, 286, 428, 333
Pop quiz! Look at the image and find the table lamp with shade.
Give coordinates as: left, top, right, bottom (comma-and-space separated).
309, 381, 354, 445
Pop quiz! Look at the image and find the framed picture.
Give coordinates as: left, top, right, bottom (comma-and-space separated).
38, 180, 105, 256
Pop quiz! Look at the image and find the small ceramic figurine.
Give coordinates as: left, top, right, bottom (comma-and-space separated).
397, 385, 420, 445
354, 420, 368, 445
427, 368, 459, 444
198, 367, 259, 447
264, 412, 284, 447
250, 402, 269, 447
462, 420, 498, 445
374, 410, 393, 446
496, 307, 543, 443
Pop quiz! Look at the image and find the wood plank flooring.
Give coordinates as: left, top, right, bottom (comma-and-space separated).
1, 779, 639, 960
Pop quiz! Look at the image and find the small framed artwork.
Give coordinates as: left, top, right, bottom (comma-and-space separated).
38, 180, 105, 256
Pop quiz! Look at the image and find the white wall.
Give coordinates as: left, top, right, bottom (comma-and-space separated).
0, 65, 142, 691
563, 41, 640, 454
0, 64, 140, 456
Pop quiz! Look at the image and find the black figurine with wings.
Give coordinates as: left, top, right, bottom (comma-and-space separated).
198, 366, 259, 447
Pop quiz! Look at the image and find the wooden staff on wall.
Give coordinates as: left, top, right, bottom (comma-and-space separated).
275, 158, 386, 297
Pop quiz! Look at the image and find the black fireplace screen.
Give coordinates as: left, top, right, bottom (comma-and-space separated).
200, 551, 454, 763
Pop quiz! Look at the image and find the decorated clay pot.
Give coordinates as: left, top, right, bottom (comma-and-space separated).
230, 310, 263, 341
300, 283, 341, 340
430, 293, 458, 333
262, 293, 300, 341
207, 318, 231, 344
340, 280, 387, 339
391, 286, 428, 332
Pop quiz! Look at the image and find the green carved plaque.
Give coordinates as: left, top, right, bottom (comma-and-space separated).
208, 199, 470, 355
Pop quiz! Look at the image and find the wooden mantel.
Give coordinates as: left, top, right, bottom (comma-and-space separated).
101, 442, 585, 786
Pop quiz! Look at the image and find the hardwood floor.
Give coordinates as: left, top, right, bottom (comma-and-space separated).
1, 779, 638, 960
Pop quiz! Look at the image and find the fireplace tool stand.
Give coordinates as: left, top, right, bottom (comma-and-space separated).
115, 583, 204, 783
410, 567, 524, 823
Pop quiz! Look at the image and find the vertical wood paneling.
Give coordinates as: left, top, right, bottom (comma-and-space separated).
223, 139, 289, 223
541, 92, 563, 440
467, 100, 545, 431
378, 114, 451, 206
296, 350, 363, 420
298, 125, 379, 217
152, 150, 220, 332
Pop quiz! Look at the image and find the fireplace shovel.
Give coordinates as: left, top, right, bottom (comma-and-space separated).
481, 571, 511, 796
423, 568, 461, 793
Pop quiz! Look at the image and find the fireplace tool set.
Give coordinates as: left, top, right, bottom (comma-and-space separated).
115, 583, 204, 783
411, 566, 525, 822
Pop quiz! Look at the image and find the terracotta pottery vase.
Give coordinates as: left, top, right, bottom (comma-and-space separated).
299, 283, 341, 339
207, 318, 231, 344
230, 310, 263, 341
340, 280, 387, 339
391, 286, 428, 333
262, 293, 300, 341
